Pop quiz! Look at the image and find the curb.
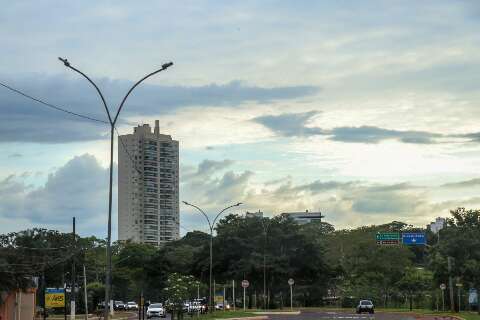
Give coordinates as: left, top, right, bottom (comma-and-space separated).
253, 311, 301, 315
215, 317, 269, 320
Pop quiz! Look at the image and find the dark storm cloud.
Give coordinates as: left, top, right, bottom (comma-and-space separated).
0, 74, 318, 143
254, 111, 443, 144
254, 111, 324, 136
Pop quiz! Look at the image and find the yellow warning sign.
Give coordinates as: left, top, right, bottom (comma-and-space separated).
45, 288, 65, 308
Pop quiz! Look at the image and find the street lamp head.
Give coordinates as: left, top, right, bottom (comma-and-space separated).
182, 201, 190, 205
58, 57, 70, 67
162, 62, 174, 69
236, 202, 243, 206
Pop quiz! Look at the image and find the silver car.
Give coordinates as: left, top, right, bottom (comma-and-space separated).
147, 303, 166, 318
356, 300, 374, 314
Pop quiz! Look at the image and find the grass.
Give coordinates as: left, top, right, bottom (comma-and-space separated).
42, 311, 136, 319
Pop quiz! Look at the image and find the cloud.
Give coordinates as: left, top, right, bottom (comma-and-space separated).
456, 132, 480, 143
206, 171, 254, 204
0, 74, 318, 143
295, 180, 357, 194
254, 111, 443, 144
182, 159, 235, 182
2, 154, 478, 237
351, 191, 421, 214
7, 153, 23, 158
182, 159, 252, 205
254, 111, 324, 136
441, 178, 480, 188
329, 126, 441, 144
180, 160, 443, 228
0, 154, 112, 235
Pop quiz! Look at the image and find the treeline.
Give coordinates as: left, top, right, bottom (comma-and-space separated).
1, 208, 479, 311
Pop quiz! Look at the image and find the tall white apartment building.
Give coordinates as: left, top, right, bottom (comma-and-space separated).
118, 120, 180, 246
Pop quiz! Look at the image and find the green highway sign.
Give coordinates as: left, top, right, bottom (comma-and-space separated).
376, 232, 400, 245
376, 232, 400, 241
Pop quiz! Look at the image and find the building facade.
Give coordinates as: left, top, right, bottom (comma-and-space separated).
245, 210, 264, 219
427, 217, 446, 234
282, 210, 324, 224
118, 120, 180, 246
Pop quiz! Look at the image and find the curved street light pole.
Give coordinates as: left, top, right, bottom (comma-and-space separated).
183, 201, 242, 313
59, 57, 173, 320
260, 217, 271, 310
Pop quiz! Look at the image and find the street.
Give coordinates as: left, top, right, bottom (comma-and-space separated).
266, 310, 446, 320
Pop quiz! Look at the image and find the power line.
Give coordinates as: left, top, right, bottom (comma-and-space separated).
0, 81, 108, 124
115, 127, 142, 175
1, 80, 146, 176
0, 244, 75, 250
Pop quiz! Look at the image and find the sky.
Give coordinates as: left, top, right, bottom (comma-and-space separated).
1, 1, 480, 238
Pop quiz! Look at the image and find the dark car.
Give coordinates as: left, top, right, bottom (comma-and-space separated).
356, 300, 374, 314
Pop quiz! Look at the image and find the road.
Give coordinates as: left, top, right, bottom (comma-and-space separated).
267, 310, 452, 320
127, 310, 457, 320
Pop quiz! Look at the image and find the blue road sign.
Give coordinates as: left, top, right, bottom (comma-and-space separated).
402, 232, 426, 245
45, 288, 64, 294
469, 288, 478, 305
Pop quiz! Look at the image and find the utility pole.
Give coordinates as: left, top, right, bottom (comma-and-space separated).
232, 280, 235, 311
260, 217, 271, 311
42, 268, 46, 320
83, 265, 88, 320
448, 257, 455, 312
71, 217, 76, 319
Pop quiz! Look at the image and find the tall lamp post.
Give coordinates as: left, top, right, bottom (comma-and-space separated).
182, 201, 242, 312
59, 57, 173, 319
260, 217, 271, 310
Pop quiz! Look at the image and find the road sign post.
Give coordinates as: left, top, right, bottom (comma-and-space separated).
242, 280, 249, 311
441, 284, 447, 311
288, 279, 294, 311
456, 283, 463, 312
233, 280, 236, 311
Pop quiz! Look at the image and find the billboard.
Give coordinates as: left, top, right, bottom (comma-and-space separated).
45, 288, 65, 308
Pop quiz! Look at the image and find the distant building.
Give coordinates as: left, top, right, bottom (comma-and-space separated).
245, 210, 264, 218
118, 120, 180, 246
282, 210, 324, 224
427, 217, 446, 234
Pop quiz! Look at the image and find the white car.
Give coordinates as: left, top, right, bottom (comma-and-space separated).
147, 303, 166, 318
215, 302, 230, 310
126, 301, 139, 311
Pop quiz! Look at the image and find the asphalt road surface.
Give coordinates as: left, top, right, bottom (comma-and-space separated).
129, 310, 455, 320
267, 310, 446, 320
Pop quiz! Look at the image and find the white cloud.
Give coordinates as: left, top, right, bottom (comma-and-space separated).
0, 154, 113, 237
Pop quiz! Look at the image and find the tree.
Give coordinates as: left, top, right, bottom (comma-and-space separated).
398, 267, 433, 310
163, 273, 200, 320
